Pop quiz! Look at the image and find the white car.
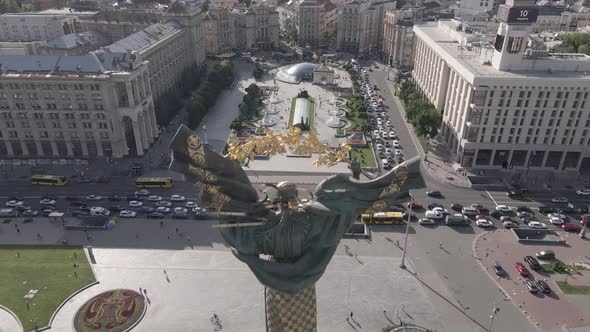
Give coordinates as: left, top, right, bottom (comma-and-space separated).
389, 131, 396, 139
170, 195, 185, 202
174, 207, 188, 214
549, 217, 564, 225
395, 149, 402, 156
528, 221, 548, 229
119, 210, 137, 218
432, 207, 449, 215
376, 144, 384, 151
476, 219, 493, 227
156, 206, 171, 213
156, 200, 172, 207
148, 195, 162, 202
385, 120, 392, 126
547, 213, 566, 220
576, 189, 590, 195
85, 195, 102, 201
6, 200, 24, 207
551, 197, 569, 204
129, 200, 143, 207
495, 205, 511, 212
40, 199, 56, 205
135, 189, 150, 196
185, 201, 198, 208
373, 130, 380, 137
392, 141, 400, 148
419, 218, 436, 225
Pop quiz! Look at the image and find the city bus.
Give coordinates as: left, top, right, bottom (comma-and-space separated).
31, 174, 68, 186
359, 211, 404, 225
135, 177, 173, 188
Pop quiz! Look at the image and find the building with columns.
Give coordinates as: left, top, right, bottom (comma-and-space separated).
336, 0, 396, 53
0, 53, 157, 159
0, 13, 78, 42
233, 3, 280, 50
203, 8, 237, 56
412, 0, 590, 172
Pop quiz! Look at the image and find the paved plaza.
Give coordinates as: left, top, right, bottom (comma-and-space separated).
0, 217, 449, 332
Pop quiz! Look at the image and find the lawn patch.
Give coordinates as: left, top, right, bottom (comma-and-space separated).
350, 147, 376, 167
555, 281, 590, 294
0, 246, 95, 331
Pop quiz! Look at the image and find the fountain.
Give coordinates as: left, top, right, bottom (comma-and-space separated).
327, 95, 345, 106
326, 115, 348, 128
266, 104, 279, 115
268, 93, 280, 104
259, 108, 276, 127
328, 108, 346, 117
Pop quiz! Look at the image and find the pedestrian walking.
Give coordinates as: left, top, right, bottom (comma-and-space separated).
136, 233, 140, 239
350, 312, 353, 318
37, 233, 41, 239
439, 241, 443, 249
160, 221, 164, 227
176, 227, 179, 233
139, 287, 143, 294
187, 236, 191, 243
16, 227, 20, 233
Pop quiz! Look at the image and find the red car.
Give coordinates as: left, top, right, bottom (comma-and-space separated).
95, 176, 112, 183
515, 262, 530, 277
406, 202, 423, 209
562, 223, 582, 232
475, 214, 489, 220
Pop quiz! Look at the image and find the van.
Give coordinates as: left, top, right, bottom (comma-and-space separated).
0, 208, 18, 217
446, 213, 468, 226
425, 210, 444, 220
90, 207, 110, 216
462, 207, 478, 216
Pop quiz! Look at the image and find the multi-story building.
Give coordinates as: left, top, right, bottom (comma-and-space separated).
0, 53, 157, 159
336, 0, 395, 53
203, 8, 237, 56
233, 3, 279, 50
412, 0, 590, 172
453, 0, 498, 20
382, 8, 416, 68
0, 13, 77, 42
298, 0, 325, 48
298, 0, 338, 48
99, 17, 205, 104
531, 7, 590, 33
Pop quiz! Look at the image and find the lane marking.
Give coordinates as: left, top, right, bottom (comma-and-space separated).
485, 190, 498, 206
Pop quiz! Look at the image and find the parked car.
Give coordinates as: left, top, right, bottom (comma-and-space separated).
156, 201, 172, 207
119, 210, 137, 218
547, 213, 566, 220
476, 218, 493, 227
538, 206, 556, 214
528, 221, 547, 229
495, 205, 512, 213
22, 210, 38, 217
185, 201, 198, 208
517, 206, 533, 213
524, 280, 538, 293
492, 261, 505, 276
147, 212, 164, 219
524, 256, 541, 270
549, 217, 565, 225
140, 206, 155, 213
172, 211, 188, 219
418, 218, 435, 225
451, 203, 463, 211
537, 280, 551, 294
432, 207, 449, 215
515, 262, 530, 277
536, 250, 555, 260
129, 200, 143, 207
135, 189, 150, 196
148, 195, 163, 202
77, 177, 92, 183
156, 207, 171, 213
503, 221, 518, 229
428, 203, 443, 210
426, 191, 442, 197
562, 223, 582, 232
507, 190, 524, 199
576, 189, 590, 195
40, 199, 56, 206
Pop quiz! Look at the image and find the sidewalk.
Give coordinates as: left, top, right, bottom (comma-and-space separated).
377, 65, 471, 188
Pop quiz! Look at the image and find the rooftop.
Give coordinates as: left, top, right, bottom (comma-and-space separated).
103, 21, 184, 54
413, 21, 590, 82
45, 31, 107, 49
0, 54, 109, 75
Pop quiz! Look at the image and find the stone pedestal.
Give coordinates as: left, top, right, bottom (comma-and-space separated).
265, 286, 317, 332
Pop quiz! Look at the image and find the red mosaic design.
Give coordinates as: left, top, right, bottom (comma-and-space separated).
74, 289, 145, 332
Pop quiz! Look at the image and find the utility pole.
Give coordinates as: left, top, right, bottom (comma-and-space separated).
399, 192, 413, 269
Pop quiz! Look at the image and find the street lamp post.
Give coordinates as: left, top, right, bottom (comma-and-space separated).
399, 192, 413, 269
488, 306, 500, 331
202, 125, 208, 145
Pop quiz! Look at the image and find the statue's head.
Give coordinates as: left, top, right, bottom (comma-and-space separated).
276, 181, 298, 204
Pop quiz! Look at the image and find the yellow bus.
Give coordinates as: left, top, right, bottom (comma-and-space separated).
31, 174, 68, 186
360, 211, 404, 225
135, 177, 173, 188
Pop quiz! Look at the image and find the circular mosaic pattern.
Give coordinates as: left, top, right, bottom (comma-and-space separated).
73, 289, 146, 332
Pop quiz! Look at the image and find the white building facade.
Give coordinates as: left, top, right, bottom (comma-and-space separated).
0, 54, 157, 159
412, 0, 590, 172
382, 8, 415, 68
0, 13, 77, 42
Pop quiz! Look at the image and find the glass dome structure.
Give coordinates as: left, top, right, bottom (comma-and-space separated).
275, 62, 319, 84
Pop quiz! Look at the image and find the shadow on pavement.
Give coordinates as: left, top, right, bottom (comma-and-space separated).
370, 224, 417, 234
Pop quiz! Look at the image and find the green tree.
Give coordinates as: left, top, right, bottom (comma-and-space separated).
561, 33, 590, 51
415, 108, 441, 138
579, 44, 590, 55
253, 64, 264, 79
200, 0, 209, 12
